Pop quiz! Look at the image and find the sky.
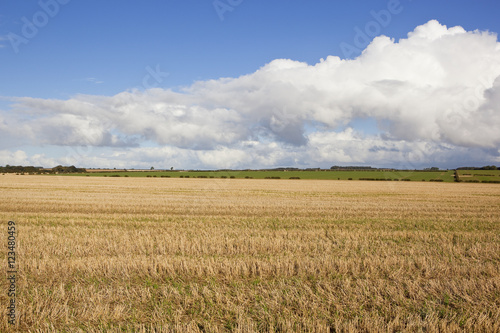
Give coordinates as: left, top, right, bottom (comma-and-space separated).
1, 0, 500, 170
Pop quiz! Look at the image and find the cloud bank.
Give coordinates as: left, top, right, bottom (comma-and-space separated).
2, 20, 500, 169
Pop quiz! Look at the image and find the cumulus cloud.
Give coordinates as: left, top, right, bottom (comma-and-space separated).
0, 150, 30, 165
2, 20, 500, 168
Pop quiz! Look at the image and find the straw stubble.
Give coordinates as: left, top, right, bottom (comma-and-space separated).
0, 175, 499, 332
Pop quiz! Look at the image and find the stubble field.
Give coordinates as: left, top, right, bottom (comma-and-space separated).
0, 175, 499, 332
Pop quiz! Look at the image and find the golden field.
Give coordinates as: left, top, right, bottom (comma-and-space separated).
0, 175, 499, 332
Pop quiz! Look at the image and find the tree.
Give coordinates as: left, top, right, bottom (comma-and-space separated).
150, 166, 154, 170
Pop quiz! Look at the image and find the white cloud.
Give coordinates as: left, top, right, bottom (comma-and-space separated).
0, 150, 29, 165
2, 20, 500, 168
85, 78, 104, 84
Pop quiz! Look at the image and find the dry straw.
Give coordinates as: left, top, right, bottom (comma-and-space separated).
0, 175, 499, 332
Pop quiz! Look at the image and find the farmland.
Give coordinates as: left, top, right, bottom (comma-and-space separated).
72, 169, 458, 182
456, 170, 500, 183
1, 175, 499, 332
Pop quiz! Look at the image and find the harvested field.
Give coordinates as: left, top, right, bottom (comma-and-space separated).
1, 175, 499, 332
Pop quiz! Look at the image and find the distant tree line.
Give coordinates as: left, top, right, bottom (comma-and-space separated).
51, 165, 86, 173
330, 166, 377, 170
0, 165, 42, 174
456, 165, 498, 170
0, 165, 86, 174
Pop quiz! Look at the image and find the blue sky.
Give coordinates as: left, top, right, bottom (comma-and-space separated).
1, 0, 500, 169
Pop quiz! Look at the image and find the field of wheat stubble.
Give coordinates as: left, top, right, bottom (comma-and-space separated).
0, 174, 499, 332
